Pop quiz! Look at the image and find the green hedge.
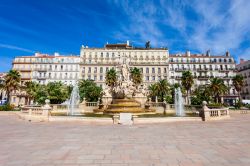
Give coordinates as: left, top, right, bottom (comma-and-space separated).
0, 104, 15, 111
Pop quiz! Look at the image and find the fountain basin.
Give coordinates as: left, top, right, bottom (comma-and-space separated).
94, 98, 156, 114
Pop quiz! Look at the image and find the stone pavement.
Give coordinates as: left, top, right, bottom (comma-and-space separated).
0, 112, 250, 166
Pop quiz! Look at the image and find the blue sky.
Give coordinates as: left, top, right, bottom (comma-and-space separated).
0, 0, 250, 72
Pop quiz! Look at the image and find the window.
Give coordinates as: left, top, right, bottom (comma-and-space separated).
164, 68, 167, 73
152, 68, 155, 73
88, 75, 91, 80
158, 68, 161, 74
88, 67, 91, 73
94, 76, 97, 81
106, 67, 109, 72
146, 67, 149, 73
82, 67, 85, 73
152, 76, 155, 81
100, 67, 103, 73
94, 67, 97, 73
146, 76, 149, 81
100, 75, 103, 81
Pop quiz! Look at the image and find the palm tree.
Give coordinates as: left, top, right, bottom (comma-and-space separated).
24, 81, 39, 105
181, 71, 194, 105
105, 68, 118, 97
105, 68, 117, 88
208, 78, 228, 103
3, 70, 21, 104
130, 67, 142, 87
157, 79, 170, 102
232, 75, 244, 102
148, 83, 158, 102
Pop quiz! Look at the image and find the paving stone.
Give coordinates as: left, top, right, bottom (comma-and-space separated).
0, 112, 250, 166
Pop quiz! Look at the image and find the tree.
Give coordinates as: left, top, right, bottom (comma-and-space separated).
232, 75, 244, 102
208, 78, 228, 103
157, 79, 170, 102
34, 84, 48, 105
130, 67, 142, 87
148, 83, 158, 102
78, 80, 102, 102
148, 79, 170, 102
105, 68, 118, 96
2, 70, 21, 104
47, 82, 70, 104
24, 81, 40, 105
191, 85, 212, 105
181, 71, 194, 105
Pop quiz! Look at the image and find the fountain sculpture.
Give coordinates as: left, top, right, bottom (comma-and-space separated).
94, 55, 155, 114
67, 84, 80, 115
175, 87, 185, 116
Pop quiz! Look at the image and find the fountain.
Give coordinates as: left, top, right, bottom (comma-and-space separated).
175, 87, 185, 116
94, 55, 155, 114
67, 84, 80, 115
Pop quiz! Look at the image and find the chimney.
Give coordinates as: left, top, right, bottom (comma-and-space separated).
240, 59, 245, 64
54, 52, 60, 56
35, 52, 40, 57
186, 51, 191, 57
127, 40, 130, 46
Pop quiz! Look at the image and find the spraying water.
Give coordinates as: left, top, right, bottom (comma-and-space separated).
175, 87, 185, 116
68, 84, 80, 115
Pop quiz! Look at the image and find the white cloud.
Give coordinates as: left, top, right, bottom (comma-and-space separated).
187, 0, 250, 55
0, 43, 34, 53
110, 0, 165, 46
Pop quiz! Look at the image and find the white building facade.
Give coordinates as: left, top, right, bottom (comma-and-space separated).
169, 51, 237, 104
12, 53, 80, 85
236, 59, 250, 99
80, 42, 169, 89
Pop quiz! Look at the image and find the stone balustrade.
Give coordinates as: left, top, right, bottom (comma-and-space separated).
202, 101, 230, 121
21, 99, 52, 117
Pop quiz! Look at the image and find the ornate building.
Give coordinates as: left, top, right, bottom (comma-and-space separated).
80, 41, 169, 89
11, 53, 80, 106
237, 59, 250, 99
12, 53, 80, 85
0, 73, 7, 103
169, 51, 237, 104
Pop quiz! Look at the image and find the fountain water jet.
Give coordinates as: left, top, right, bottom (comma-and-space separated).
175, 87, 185, 116
67, 84, 80, 116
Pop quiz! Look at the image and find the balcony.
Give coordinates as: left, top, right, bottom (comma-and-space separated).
176, 76, 182, 80
197, 68, 208, 72
19, 69, 32, 72
34, 76, 48, 80
35, 68, 47, 72
198, 76, 209, 80
175, 68, 187, 72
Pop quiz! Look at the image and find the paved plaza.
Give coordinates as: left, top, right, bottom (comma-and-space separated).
0, 113, 250, 166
